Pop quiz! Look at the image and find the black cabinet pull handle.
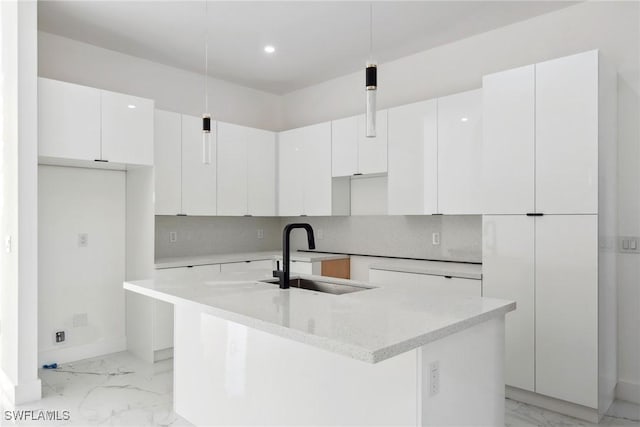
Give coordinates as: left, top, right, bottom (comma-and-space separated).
526, 213, 544, 216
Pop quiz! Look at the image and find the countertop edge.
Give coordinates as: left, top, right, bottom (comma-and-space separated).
124, 281, 513, 364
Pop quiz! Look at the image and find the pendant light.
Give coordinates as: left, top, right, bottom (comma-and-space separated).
365, 2, 377, 138
202, 0, 212, 164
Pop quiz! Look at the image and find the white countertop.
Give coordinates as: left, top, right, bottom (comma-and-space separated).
369, 259, 482, 280
124, 271, 513, 363
155, 250, 349, 269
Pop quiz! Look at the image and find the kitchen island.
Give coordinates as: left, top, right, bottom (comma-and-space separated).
124, 271, 514, 426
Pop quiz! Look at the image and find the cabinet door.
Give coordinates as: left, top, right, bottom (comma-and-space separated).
217, 122, 248, 216
437, 89, 482, 214
301, 122, 332, 216
535, 51, 598, 214
154, 110, 182, 215
482, 66, 535, 214
482, 215, 535, 391
181, 115, 217, 215
153, 301, 174, 351
278, 128, 304, 216
369, 270, 480, 296
357, 110, 388, 174
331, 116, 358, 177
247, 128, 277, 216
220, 259, 273, 273
101, 90, 154, 165
535, 215, 598, 407
38, 78, 101, 161
387, 99, 437, 215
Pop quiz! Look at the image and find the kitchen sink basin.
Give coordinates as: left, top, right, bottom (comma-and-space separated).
262, 277, 373, 295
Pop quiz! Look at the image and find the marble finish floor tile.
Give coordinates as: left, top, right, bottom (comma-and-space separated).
0, 352, 191, 426
1, 351, 638, 426
506, 398, 640, 427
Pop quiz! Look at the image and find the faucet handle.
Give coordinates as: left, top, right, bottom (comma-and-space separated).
272, 260, 281, 278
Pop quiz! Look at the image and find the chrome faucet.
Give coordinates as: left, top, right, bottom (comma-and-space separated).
273, 223, 315, 289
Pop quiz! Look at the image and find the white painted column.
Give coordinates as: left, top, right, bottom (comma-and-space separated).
0, 0, 42, 405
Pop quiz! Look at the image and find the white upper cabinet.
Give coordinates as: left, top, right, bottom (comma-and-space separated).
181, 115, 217, 215
246, 127, 277, 216
279, 122, 333, 216
38, 78, 153, 166
154, 110, 182, 215
357, 110, 388, 175
535, 51, 598, 214
482, 65, 535, 214
301, 122, 333, 216
218, 122, 276, 216
437, 89, 482, 214
331, 116, 358, 177
101, 90, 154, 165
278, 128, 305, 216
217, 122, 249, 216
332, 110, 387, 177
38, 78, 101, 161
387, 99, 437, 215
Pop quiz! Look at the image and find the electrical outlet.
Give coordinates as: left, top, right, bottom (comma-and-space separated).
432, 232, 441, 246
257, 229, 264, 239
78, 233, 88, 247
317, 229, 324, 240
5, 235, 11, 253
54, 331, 66, 344
429, 361, 440, 396
169, 231, 177, 243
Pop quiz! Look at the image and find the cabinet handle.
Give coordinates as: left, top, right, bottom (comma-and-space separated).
177, 213, 187, 216
444, 276, 452, 279
353, 173, 363, 176
94, 159, 108, 163
526, 213, 544, 217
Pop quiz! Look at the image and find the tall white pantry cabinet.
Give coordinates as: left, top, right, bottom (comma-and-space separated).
482, 50, 617, 421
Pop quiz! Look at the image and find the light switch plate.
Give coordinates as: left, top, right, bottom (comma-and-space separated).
619, 236, 640, 254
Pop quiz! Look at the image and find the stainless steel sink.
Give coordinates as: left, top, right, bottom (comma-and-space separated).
262, 277, 373, 295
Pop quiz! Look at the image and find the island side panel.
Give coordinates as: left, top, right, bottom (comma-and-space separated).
173, 305, 419, 426
420, 316, 505, 426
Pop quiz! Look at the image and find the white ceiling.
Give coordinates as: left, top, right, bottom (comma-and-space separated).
38, 1, 577, 94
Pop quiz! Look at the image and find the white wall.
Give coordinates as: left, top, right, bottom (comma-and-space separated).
38, 31, 283, 132
38, 166, 126, 365
281, 1, 639, 129
0, 0, 41, 405
280, 1, 640, 402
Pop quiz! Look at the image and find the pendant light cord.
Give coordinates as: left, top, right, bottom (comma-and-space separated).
204, 0, 209, 113
369, 2, 373, 62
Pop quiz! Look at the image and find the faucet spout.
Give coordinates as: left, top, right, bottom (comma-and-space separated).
278, 223, 315, 289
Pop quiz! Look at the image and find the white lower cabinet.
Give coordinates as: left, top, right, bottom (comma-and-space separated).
535, 215, 598, 408
482, 214, 599, 408
129, 264, 223, 361
369, 269, 481, 297
289, 260, 321, 275
220, 259, 273, 273
482, 215, 535, 392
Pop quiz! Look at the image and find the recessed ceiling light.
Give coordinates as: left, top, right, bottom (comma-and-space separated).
127, 104, 137, 109
264, 45, 276, 54
460, 117, 468, 122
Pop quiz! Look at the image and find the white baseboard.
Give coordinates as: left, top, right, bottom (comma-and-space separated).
616, 380, 640, 405
0, 369, 42, 406
506, 386, 600, 423
38, 336, 127, 366
153, 347, 174, 362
